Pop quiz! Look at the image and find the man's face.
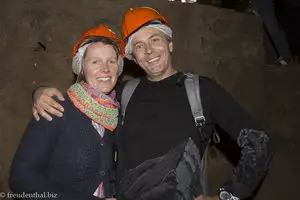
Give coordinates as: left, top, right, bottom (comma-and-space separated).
131, 27, 174, 81
82, 42, 119, 94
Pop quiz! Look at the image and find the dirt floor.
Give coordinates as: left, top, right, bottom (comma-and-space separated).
0, 0, 299, 199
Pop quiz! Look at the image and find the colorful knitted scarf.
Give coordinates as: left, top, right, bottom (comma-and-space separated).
67, 82, 119, 131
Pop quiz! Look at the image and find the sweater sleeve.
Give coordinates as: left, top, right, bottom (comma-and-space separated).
202, 78, 274, 199
9, 116, 64, 194
9, 103, 102, 200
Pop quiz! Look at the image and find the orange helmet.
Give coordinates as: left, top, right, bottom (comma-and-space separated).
72, 24, 125, 57
120, 7, 169, 41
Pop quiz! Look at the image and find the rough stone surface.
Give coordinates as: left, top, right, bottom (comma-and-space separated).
0, 0, 299, 199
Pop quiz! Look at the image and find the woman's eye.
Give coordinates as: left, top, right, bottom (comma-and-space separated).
109, 59, 117, 64
92, 60, 99, 64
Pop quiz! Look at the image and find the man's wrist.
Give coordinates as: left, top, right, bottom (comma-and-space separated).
32, 85, 47, 101
217, 188, 240, 200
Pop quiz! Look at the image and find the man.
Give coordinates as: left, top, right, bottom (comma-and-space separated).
32, 7, 273, 200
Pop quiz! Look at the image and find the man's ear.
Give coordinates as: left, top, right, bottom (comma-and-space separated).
169, 41, 173, 52
132, 55, 137, 63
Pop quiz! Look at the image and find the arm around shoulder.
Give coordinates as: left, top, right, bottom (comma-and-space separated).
32, 86, 65, 121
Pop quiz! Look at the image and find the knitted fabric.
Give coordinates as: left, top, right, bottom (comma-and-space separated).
67, 82, 119, 131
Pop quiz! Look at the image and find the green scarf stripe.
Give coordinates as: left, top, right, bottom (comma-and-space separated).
70, 84, 118, 118
69, 93, 117, 128
67, 83, 119, 131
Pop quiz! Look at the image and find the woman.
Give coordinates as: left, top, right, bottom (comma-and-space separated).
9, 24, 124, 200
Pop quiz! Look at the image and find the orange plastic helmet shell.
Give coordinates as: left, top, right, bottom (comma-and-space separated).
120, 7, 169, 41
72, 24, 125, 58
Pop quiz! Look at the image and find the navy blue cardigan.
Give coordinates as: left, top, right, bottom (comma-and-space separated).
9, 95, 116, 200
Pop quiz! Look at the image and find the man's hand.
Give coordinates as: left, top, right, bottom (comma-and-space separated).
32, 87, 65, 121
195, 195, 219, 200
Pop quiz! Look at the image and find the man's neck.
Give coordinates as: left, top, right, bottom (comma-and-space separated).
147, 68, 177, 82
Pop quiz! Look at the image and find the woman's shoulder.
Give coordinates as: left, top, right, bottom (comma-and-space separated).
53, 93, 79, 118
53, 93, 73, 109
59, 93, 93, 123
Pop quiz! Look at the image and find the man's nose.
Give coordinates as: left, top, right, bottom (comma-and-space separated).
145, 44, 153, 54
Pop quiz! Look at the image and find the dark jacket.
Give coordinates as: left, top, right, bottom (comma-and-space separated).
9, 95, 116, 200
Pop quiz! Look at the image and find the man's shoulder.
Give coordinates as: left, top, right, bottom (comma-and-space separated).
116, 77, 143, 94
191, 74, 216, 88
116, 80, 127, 101
182, 72, 214, 82
190, 74, 220, 94
197, 75, 214, 82
116, 80, 128, 92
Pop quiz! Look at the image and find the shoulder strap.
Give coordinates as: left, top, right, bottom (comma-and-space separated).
184, 72, 206, 127
184, 73, 221, 195
184, 72, 209, 194
121, 74, 205, 127
121, 78, 141, 125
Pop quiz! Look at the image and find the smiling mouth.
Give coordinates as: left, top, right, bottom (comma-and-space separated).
148, 57, 160, 64
96, 77, 111, 82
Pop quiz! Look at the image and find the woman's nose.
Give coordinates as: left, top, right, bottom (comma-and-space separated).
100, 65, 109, 73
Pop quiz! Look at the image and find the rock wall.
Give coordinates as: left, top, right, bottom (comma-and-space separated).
0, 0, 269, 198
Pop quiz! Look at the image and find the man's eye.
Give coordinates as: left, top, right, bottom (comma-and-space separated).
135, 44, 143, 51
152, 37, 160, 42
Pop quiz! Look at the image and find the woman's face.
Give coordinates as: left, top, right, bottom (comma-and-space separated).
82, 42, 119, 94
